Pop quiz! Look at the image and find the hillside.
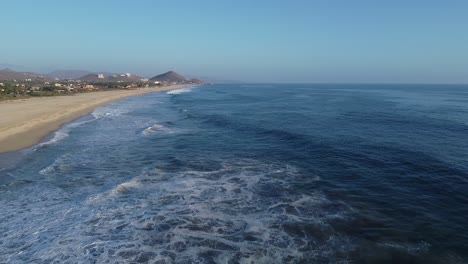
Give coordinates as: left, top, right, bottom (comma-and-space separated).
47, 70, 93, 80
0, 68, 49, 81
189, 78, 206, 85
149, 71, 188, 83
79, 73, 144, 82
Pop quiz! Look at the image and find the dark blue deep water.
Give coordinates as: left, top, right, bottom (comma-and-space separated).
1, 84, 468, 263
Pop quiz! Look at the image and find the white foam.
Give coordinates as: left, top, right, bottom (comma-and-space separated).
33, 101, 137, 150
34, 117, 96, 150
167, 87, 192, 95
142, 123, 184, 136
111, 181, 142, 195
1, 159, 355, 263
142, 124, 165, 136
91, 107, 128, 119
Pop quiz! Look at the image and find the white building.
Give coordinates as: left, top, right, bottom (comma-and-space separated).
98, 74, 105, 79
54, 83, 62, 87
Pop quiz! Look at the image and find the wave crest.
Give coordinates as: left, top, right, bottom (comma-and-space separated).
167, 87, 193, 95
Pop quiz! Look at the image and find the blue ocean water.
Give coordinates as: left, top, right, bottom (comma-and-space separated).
1, 84, 468, 263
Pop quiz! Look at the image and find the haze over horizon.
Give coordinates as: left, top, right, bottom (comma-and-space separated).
1, 0, 467, 84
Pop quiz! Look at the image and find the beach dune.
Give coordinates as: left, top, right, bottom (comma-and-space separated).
0, 85, 185, 153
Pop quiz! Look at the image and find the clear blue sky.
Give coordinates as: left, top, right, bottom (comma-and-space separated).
1, 0, 467, 83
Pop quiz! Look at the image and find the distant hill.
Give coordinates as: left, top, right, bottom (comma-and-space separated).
0, 68, 205, 85
149, 71, 188, 83
47, 70, 93, 80
0, 68, 49, 81
79, 74, 102, 82
189, 78, 206, 85
79, 73, 145, 82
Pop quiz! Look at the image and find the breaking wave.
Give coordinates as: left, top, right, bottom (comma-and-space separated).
167, 87, 193, 95
1, 159, 353, 263
34, 118, 94, 150
141, 124, 178, 136
34, 102, 134, 150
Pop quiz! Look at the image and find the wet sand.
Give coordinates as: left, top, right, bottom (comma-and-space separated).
0, 85, 186, 153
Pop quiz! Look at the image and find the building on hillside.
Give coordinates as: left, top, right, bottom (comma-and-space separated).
54, 83, 62, 87
83, 84, 95, 90
98, 74, 104, 79
0, 83, 4, 87
154, 81, 160, 85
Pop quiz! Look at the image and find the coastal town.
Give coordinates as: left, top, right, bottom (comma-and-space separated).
0, 69, 204, 100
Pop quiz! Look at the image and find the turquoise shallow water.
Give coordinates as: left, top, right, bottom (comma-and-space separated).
1, 84, 468, 263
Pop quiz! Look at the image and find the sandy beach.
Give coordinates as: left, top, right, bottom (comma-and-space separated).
0, 85, 186, 153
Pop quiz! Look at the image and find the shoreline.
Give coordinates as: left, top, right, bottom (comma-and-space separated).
0, 84, 187, 153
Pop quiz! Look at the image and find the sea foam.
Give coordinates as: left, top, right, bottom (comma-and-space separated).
167, 87, 193, 95
1, 159, 350, 263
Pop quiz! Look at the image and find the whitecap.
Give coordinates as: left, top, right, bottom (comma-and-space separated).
2, 159, 355, 263
111, 181, 142, 195
142, 123, 181, 136
142, 124, 165, 136
34, 105, 130, 150
167, 87, 192, 95
91, 108, 127, 119
36, 118, 97, 149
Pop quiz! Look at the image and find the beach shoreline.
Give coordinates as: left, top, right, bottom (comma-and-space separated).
0, 84, 187, 153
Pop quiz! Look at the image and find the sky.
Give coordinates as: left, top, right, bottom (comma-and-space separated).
1, 0, 467, 83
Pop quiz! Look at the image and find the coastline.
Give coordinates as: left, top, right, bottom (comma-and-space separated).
0, 84, 187, 153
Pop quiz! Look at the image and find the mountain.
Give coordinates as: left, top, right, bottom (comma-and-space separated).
47, 70, 93, 80
79, 73, 145, 82
189, 78, 206, 85
149, 71, 188, 83
79, 74, 103, 82
0, 64, 29, 72
0, 68, 49, 81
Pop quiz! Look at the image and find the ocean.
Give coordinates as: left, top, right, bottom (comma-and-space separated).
1, 84, 467, 263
